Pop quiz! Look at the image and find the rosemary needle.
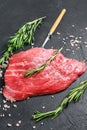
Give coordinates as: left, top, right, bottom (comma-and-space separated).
24, 47, 63, 77
32, 80, 87, 121
0, 17, 45, 65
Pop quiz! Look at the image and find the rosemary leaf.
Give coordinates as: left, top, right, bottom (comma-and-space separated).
0, 17, 45, 65
24, 47, 63, 77
32, 80, 87, 121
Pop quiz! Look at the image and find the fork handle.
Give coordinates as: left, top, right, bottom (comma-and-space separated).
50, 9, 66, 35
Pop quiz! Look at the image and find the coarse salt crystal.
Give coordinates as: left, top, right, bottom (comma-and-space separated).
32, 125, 36, 129
8, 114, 11, 117
16, 123, 20, 127
77, 46, 80, 49
13, 104, 17, 108
0, 114, 5, 117
18, 120, 22, 124
71, 42, 74, 47
32, 43, 34, 46
63, 38, 65, 41
75, 43, 78, 46
7, 123, 12, 127
66, 48, 70, 51
42, 106, 45, 109
0, 91, 2, 94
79, 36, 82, 39
51, 95, 54, 98
72, 24, 75, 27
85, 27, 87, 30
3, 100, 7, 103
4, 104, 10, 109
69, 35, 75, 38
41, 122, 44, 125
57, 32, 61, 35
0, 73, 2, 77
84, 42, 87, 44
63, 41, 66, 44
3, 108, 7, 111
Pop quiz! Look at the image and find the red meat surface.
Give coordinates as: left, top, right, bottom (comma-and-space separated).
3, 48, 86, 101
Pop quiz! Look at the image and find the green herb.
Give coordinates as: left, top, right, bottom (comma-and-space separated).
32, 80, 87, 121
0, 17, 45, 65
24, 47, 63, 77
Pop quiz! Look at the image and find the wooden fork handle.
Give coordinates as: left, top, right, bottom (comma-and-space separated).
50, 9, 66, 35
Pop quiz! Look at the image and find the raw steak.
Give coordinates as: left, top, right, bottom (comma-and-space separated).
3, 48, 86, 101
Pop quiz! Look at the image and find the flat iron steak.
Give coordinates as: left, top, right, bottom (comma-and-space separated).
3, 48, 86, 101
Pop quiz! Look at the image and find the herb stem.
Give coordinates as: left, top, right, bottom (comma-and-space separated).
0, 17, 45, 65
32, 80, 87, 121
24, 47, 63, 77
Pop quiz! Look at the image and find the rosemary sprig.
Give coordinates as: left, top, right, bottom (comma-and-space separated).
24, 47, 63, 77
0, 17, 45, 65
32, 80, 87, 121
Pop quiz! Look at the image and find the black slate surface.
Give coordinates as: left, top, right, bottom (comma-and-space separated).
0, 0, 87, 130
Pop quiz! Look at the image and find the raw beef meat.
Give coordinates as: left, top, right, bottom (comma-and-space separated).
3, 48, 86, 101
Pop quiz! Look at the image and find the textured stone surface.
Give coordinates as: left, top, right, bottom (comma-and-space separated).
0, 0, 87, 130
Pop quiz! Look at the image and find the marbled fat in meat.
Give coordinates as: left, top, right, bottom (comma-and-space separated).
3, 48, 86, 101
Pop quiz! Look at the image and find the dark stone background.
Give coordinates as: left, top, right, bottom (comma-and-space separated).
0, 0, 87, 130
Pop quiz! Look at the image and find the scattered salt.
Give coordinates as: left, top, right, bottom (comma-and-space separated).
70, 43, 74, 47
0, 73, 2, 77
0, 113, 5, 117
32, 125, 36, 129
8, 113, 11, 117
75, 43, 78, 46
51, 95, 54, 98
7, 123, 12, 127
42, 106, 45, 109
72, 24, 75, 27
84, 42, 87, 44
77, 46, 80, 49
69, 35, 75, 38
3, 107, 7, 111
3, 100, 7, 103
70, 39, 81, 47
79, 36, 82, 39
0, 69, 2, 77
63, 38, 65, 41
75, 37, 78, 40
57, 32, 61, 35
85, 27, 87, 30
16, 123, 20, 127
4, 104, 10, 109
13, 104, 17, 108
62, 41, 66, 44
0, 90, 2, 94
41, 122, 44, 125
32, 43, 34, 46
66, 48, 70, 51
18, 120, 22, 124
85, 45, 87, 47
